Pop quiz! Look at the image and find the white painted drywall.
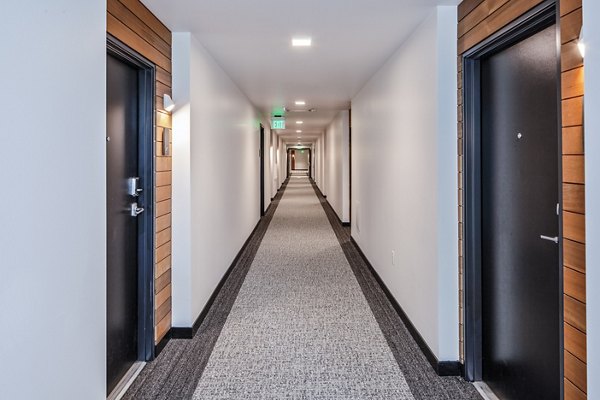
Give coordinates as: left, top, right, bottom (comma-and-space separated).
351, 7, 458, 360
320, 111, 350, 223
583, 0, 599, 397
171, 33, 266, 326
0, 1, 106, 398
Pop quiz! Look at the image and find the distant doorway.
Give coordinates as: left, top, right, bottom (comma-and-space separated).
106, 36, 155, 397
287, 148, 311, 178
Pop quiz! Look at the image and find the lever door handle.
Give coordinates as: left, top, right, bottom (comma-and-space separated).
130, 203, 145, 217
540, 235, 559, 243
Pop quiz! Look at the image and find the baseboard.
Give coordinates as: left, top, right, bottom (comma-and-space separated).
349, 236, 463, 377
169, 218, 263, 340
310, 179, 351, 227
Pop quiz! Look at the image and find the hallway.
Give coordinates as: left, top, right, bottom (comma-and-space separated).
124, 177, 480, 399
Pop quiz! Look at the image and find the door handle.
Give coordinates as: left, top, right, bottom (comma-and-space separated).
540, 235, 559, 243
130, 202, 145, 217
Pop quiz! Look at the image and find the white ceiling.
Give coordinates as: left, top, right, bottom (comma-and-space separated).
142, 0, 459, 142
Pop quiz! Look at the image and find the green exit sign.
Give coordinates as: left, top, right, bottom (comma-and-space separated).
272, 119, 285, 129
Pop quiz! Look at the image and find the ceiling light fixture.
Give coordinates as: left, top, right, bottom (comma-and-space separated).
296, 130, 302, 133
296, 121, 303, 124
292, 37, 312, 47
295, 100, 306, 106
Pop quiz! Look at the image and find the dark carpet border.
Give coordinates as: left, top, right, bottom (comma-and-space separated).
310, 179, 482, 400
124, 179, 290, 400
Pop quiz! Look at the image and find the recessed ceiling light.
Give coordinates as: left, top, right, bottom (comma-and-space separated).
295, 100, 306, 106
292, 37, 312, 47
296, 130, 302, 133
296, 121, 303, 124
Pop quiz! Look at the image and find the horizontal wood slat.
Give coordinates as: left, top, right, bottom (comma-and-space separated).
155, 255, 171, 278
562, 97, 584, 127
155, 311, 171, 343
564, 239, 585, 273
565, 267, 586, 304
563, 155, 585, 184
108, 0, 170, 58
565, 322, 587, 362
457, 0, 544, 54
562, 67, 584, 99
563, 126, 584, 155
560, 0, 582, 16
458, 0, 510, 38
562, 41, 584, 72
459, 0, 486, 20
156, 213, 171, 233
107, 13, 170, 72
564, 211, 585, 244
155, 269, 171, 294
118, 0, 171, 45
156, 199, 171, 217
561, 8, 583, 44
563, 183, 585, 214
564, 294, 586, 333
565, 350, 587, 393
565, 378, 587, 400
155, 296, 171, 323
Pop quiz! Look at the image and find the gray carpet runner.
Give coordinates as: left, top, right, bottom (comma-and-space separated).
192, 176, 415, 399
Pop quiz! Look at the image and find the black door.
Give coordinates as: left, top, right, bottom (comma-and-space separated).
106, 53, 141, 394
480, 24, 560, 399
260, 124, 265, 216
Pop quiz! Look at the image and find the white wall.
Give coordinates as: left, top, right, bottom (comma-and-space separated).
293, 149, 310, 169
320, 111, 350, 223
351, 7, 458, 361
172, 33, 266, 326
0, 1, 106, 399
583, 0, 600, 397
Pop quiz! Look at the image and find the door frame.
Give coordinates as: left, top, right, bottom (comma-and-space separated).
260, 124, 265, 216
107, 35, 156, 362
461, 0, 563, 385
286, 147, 312, 178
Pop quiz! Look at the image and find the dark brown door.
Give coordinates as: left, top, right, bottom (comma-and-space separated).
106, 53, 140, 394
480, 24, 560, 399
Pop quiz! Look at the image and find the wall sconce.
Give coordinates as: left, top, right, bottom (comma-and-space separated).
163, 94, 175, 112
578, 26, 585, 58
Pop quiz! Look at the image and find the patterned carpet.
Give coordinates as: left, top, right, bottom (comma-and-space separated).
123, 176, 481, 399
192, 176, 413, 399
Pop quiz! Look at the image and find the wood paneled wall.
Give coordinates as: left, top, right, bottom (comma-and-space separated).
107, 0, 173, 345
457, 0, 586, 398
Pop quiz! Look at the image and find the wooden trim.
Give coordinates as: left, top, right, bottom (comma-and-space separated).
108, 0, 173, 346
458, 0, 587, 395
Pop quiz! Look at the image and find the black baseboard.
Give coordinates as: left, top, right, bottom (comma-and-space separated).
311, 180, 351, 228
167, 218, 263, 341
350, 237, 463, 377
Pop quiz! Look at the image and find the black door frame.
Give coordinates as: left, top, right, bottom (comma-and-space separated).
462, 0, 563, 385
260, 124, 265, 216
107, 35, 156, 363
286, 147, 312, 179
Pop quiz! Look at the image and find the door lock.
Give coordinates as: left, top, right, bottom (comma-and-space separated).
130, 202, 145, 217
128, 177, 143, 197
